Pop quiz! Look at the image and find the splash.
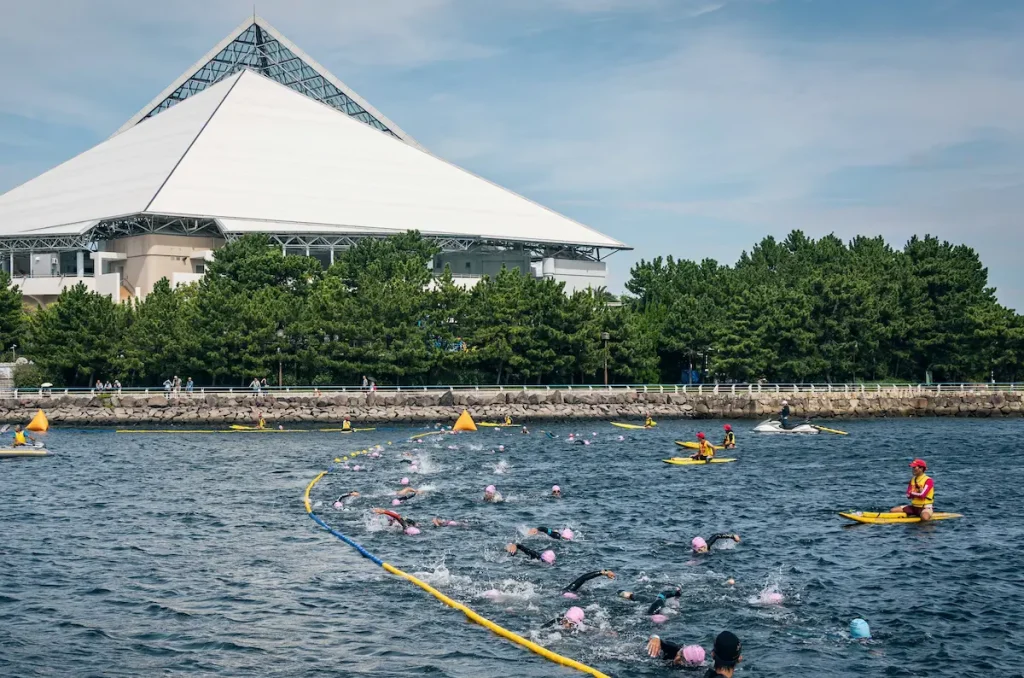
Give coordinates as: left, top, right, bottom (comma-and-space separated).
494, 459, 511, 474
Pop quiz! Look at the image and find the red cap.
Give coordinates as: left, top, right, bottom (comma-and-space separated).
909, 458, 927, 469
697, 432, 705, 439
723, 424, 732, 431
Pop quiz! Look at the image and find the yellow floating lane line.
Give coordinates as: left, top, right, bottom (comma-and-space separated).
304, 468, 610, 678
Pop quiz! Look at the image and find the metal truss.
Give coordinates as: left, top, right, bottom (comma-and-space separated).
141, 23, 400, 140
90, 215, 221, 240
0, 234, 93, 252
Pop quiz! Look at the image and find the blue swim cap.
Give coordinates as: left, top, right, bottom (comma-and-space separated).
850, 618, 871, 639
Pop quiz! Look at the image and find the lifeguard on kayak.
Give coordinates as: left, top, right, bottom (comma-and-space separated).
722, 425, 736, 449
892, 458, 935, 521
690, 432, 715, 461
644, 413, 656, 428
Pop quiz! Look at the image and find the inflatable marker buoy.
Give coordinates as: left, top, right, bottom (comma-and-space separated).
27, 409, 49, 432
453, 410, 477, 432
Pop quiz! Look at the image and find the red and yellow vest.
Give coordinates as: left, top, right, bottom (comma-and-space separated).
698, 440, 715, 458
908, 474, 934, 506
724, 431, 736, 446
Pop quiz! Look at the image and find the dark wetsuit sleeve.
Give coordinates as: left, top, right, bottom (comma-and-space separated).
536, 527, 561, 540
564, 571, 604, 592
514, 544, 542, 560
706, 534, 734, 550
659, 639, 683, 661
646, 589, 680, 615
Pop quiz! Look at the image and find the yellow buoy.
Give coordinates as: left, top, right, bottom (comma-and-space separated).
453, 410, 477, 432
27, 409, 49, 432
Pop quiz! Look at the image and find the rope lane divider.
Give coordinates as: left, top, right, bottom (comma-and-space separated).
303, 465, 611, 678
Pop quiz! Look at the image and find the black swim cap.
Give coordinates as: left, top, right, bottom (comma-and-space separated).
713, 631, 741, 665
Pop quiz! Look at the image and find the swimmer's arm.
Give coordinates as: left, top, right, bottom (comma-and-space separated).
535, 527, 560, 539
510, 544, 541, 560
564, 570, 613, 592
646, 635, 682, 661
706, 533, 740, 549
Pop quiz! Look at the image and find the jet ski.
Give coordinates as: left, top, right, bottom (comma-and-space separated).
753, 420, 819, 434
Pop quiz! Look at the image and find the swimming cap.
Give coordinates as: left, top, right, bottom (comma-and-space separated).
650, 614, 668, 624
761, 592, 784, 605
541, 550, 556, 564
447, 520, 458, 527
400, 477, 409, 485
485, 485, 496, 494
692, 536, 708, 551
409, 464, 418, 472
552, 485, 560, 493
498, 445, 505, 451
333, 501, 343, 509
682, 645, 706, 665
697, 432, 705, 439
564, 606, 585, 625
712, 631, 741, 665
563, 592, 579, 599
404, 526, 421, 536
724, 424, 732, 431
391, 499, 402, 506
353, 465, 361, 471
560, 528, 575, 541
850, 618, 871, 639
781, 399, 788, 405
617, 590, 635, 600
909, 458, 927, 469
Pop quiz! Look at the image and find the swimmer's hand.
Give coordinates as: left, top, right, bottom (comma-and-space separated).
732, 534, 741, 543
372, 508, 386, 515
646, 635, 662, 658
527, 528, 539, 536
505, 544, 518, 555
432, 518, 444, 527
601, 570, 616, 579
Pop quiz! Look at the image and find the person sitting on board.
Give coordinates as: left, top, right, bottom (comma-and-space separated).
342, 416, 352, 432
779, 400, 791, 429
504, 414, 513, 425
722, 424, 736, 449
891, 458, 934, 521
254, 412, 267, 430
690, 432, 715, 461
12, 425, 35, 447
645, 413, 655, 428
692, 533, 741, 554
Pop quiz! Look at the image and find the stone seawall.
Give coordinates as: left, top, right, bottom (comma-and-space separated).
1, 388, 1021, 425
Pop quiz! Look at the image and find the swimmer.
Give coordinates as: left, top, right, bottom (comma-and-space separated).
431, 517, 462, 527
563, 570, 615, 594
333, 491, 359, 508
483, 485, 504, 503
372, 508, 417, 531
646, 587, 682, 615
396, 487, 418, 497
542, 606, 586, 631
551, 485, 562, 498
522, 425, 530, 434
505, 543, 555, 564
692, 534, 740, 554
545, 431, 558, 439
527, 526, 574, 540
645, 636, 707, 668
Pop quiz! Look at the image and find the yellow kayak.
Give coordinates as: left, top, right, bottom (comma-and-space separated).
662, 457, 736, 465
478, 422, 513, 427
319, 427, 376, 433
676, 440, 725, 451
0, 447, 50, 458
611, 422, 654, 430
839, 511, 963, 524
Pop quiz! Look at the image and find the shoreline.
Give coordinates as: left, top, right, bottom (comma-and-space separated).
2, 389, 1021, 425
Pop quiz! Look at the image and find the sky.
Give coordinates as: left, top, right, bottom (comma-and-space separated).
1, 0, 1023, 309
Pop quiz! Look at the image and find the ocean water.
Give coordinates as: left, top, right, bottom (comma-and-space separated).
1, 419, 1022, 677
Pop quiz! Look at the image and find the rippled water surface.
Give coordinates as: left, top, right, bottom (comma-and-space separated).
2, 419, 1023, 677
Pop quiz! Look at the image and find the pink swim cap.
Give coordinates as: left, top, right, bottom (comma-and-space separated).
447, 520, 458, 527
485, 485, 496, 494
762, 592, 784, 605
564, 606, 585, 625
682, 645, 705, 665
352, 465, 361, 471
691, 537, 708, 552
541, 550, 556, 564
409, 464, 418, 472
499, 445, 505, 451
332, 501, 343, 509
560, 528, 574, 541
400, 477, 409, 485
404, 526, 421, 535
651, 614, 668, 624
583, 440, 590, 445
552, 485, 560, 493
563, 591, 578, 599
391, 499, 402, 506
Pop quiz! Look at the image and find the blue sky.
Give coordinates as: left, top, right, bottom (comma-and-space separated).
2, 0, 1023, 309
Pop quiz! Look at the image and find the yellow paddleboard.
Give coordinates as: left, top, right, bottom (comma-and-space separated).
675, 440, 725, 451
319, 427, 377, 433
611, 422, 652, 430
839, 511, 962, 524
662, 457, 736, 465
0, 447, 49, 458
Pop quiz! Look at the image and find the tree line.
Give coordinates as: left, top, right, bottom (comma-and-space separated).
3, 230, 1022, 388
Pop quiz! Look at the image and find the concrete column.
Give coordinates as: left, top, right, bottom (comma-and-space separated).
305, 245, 310, 257
8, 251, 12, 275
329, 248, 335, 265
76, 251, 84, 277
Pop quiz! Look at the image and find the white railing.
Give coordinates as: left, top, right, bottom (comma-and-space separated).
1, 382, 1018, 399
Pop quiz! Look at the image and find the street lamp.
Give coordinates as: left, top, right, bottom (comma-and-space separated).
10, 343, 16, 362
276, 329, 285, 388
601, 332, 610, 386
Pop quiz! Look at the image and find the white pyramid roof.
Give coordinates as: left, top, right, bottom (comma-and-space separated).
0, 69, 626, 250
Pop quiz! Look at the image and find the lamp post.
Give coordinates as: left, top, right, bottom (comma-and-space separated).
10, 343, 16, 362
601, 332, 610, 386
276, 327, 285, 389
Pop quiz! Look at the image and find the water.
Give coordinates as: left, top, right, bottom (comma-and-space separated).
2, 419, 1023, 677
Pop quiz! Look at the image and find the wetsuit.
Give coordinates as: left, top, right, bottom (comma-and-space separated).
647, 588, 682, 615
378, 510, 413, 530
779, 404, 791, 430
335, 491, 358, 505
652, 637, 685, 661
564, 571, 607, 593
534, 527, 564, 540
700, 534, 739, 552
510, 544, 542, 560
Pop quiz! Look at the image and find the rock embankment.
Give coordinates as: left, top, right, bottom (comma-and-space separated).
0, 387, 1020, 425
